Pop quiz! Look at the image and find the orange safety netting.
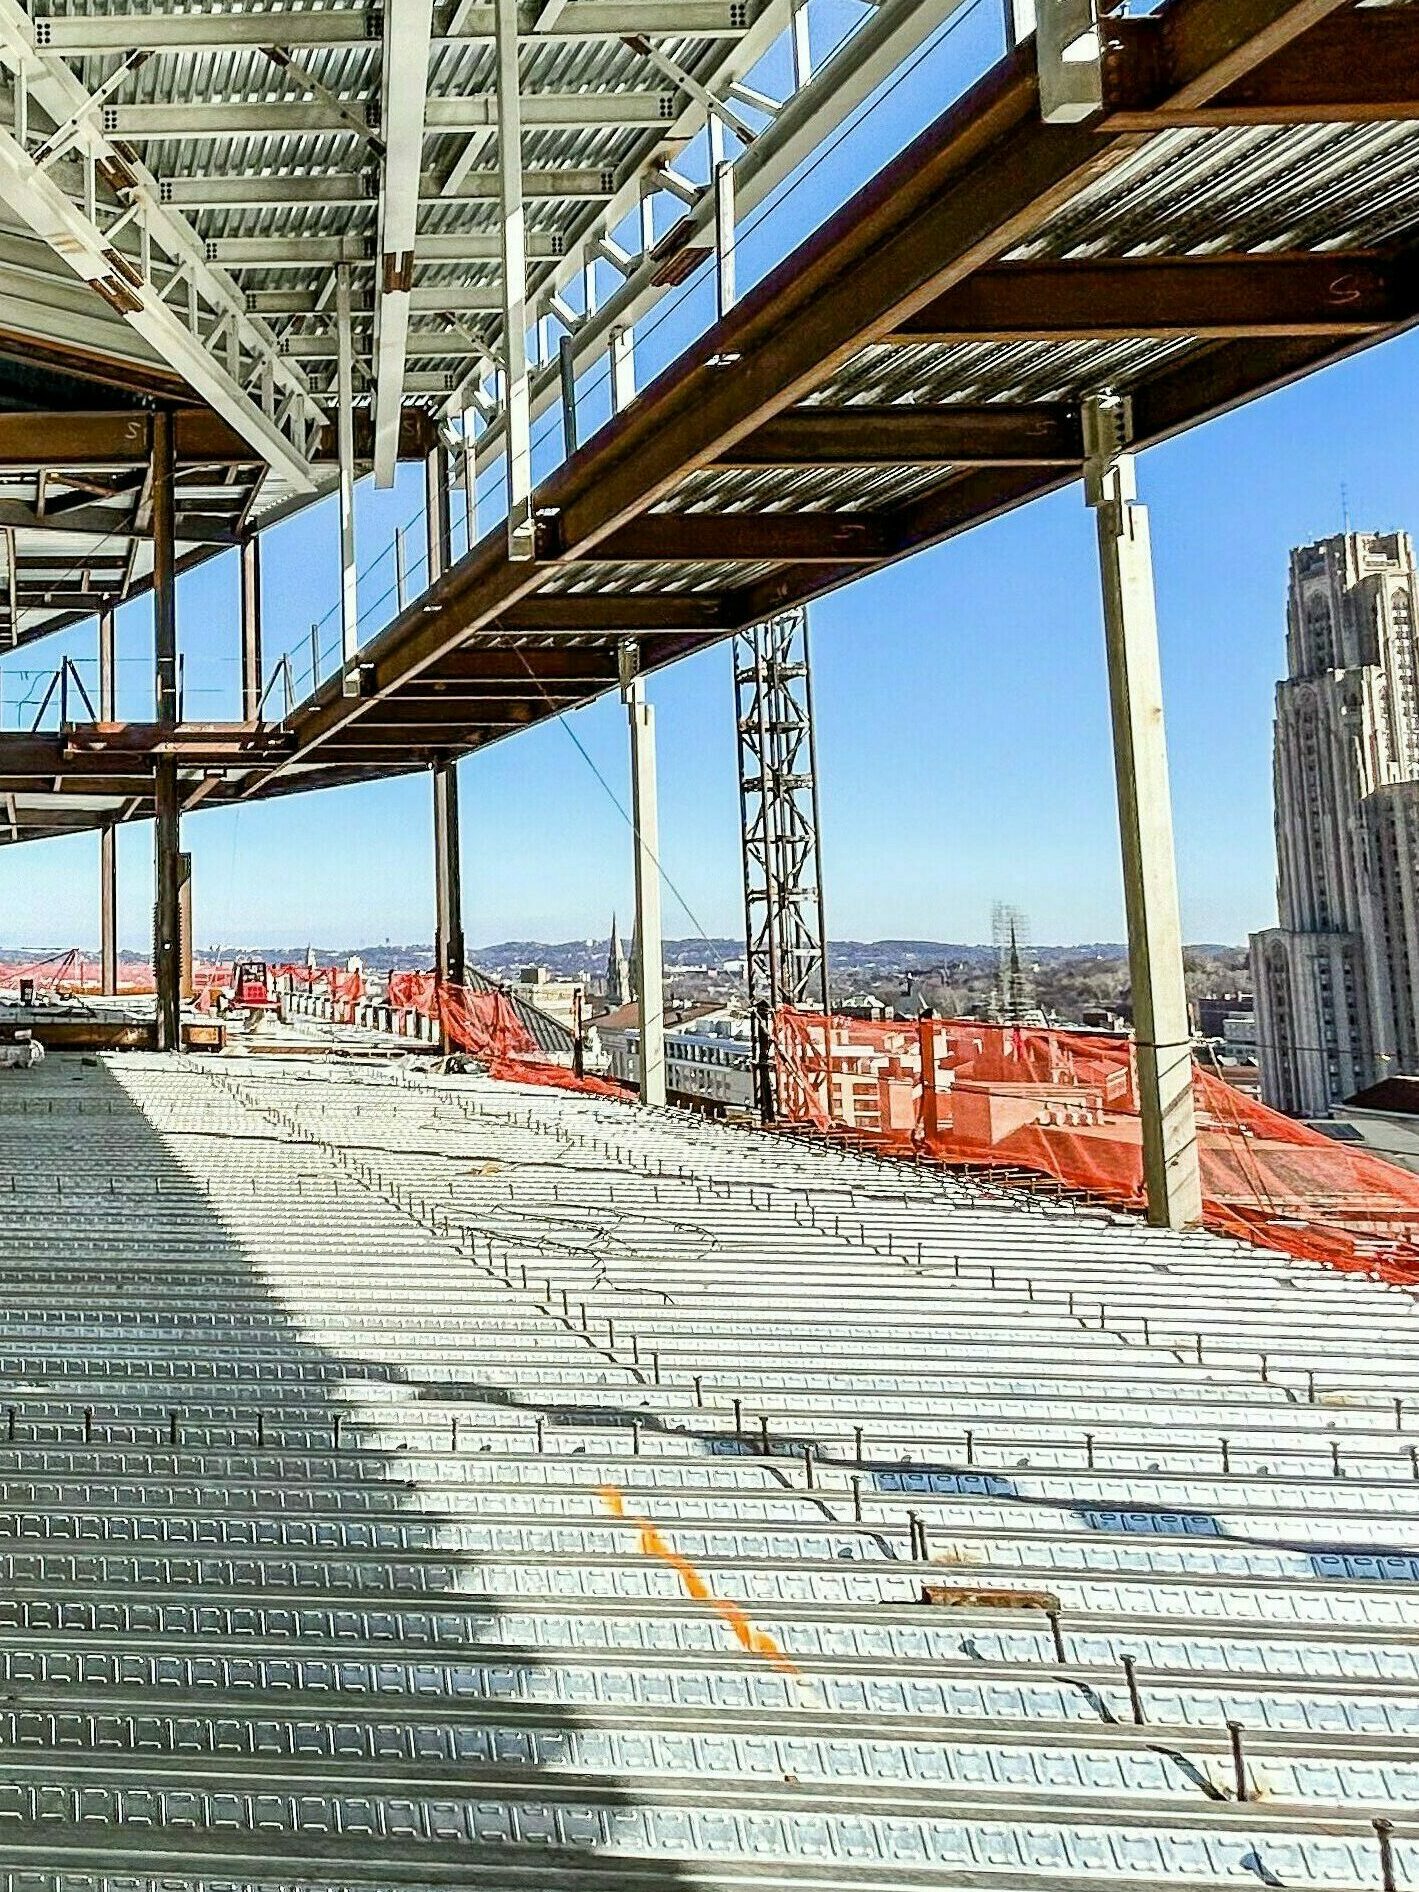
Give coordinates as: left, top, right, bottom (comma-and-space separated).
387, 970, 438, 1017
438, 983, 625, 1099
267, 963, 364, 1020
774, 1010, 1419, 1285
0, 951, 231, 1002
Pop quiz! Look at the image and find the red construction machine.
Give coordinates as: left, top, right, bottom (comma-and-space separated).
229, 960, 280, 1018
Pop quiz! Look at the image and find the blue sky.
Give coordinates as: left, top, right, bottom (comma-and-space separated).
2, 2, 1417, 953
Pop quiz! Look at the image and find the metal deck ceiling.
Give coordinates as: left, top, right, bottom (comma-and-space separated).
0, 0, 1418, 844
0, 1048, 1416, 1884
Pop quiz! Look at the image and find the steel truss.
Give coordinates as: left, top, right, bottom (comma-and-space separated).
0, 0, 324, 497
734, 608, 829, 1117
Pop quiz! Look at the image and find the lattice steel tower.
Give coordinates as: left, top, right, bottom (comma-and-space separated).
734, 610, 830, 1113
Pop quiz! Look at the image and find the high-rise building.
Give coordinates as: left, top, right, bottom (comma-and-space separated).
1251, 532, 1419, 1115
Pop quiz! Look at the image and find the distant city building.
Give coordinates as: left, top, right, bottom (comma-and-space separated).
510, 965, 585, 1033
1251, 531, 1419, 1115
1193, 991, 1255, 1040
604, 914, 630, 1011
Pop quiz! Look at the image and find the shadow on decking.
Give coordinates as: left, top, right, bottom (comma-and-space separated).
0, 1051, 694, 1887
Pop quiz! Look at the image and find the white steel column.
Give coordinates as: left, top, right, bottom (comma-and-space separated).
373, 0, 434, 486
1005, 0, 1037, 46
621, 643, 666, 1108
714, 159, 736, 319
98, 602, 118, 997
790, 0, 812, 86
1035, 0, 1103, 123
335, 262, 359, 671
609, 323, 635, 414
495, 0, 534, 560
461, 408, 479, 550
1084, 393, 1202, 1231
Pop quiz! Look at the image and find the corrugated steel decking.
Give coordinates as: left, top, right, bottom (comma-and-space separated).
0, 1050, 1415, 1885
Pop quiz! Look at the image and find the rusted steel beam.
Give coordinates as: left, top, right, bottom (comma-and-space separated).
1103, 1, 1406, 126
0, 404, 434, 469
716, 405, 1081, 468
499, 594, 735, 631
0, 733, 154, 787
891, 254, 1401, 344
63, 722, 293, 765
0, 409, 253, 467
336, 707, 542, 733
1106, 0, 1355, 113
573, 510, 894, 563
425, 647, 622, 683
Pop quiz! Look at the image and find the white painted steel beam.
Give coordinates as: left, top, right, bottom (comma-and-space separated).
205, 233, 561, 267
373, 0, 435, 487
0, 0, 323, 493
244, 283, 500, 315
157, 168, 617, 210
279, 328, 501, 362
36, 3, 753, 55
104, 92, 676, 140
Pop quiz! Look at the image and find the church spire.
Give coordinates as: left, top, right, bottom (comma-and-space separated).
606, 913, 630, 1008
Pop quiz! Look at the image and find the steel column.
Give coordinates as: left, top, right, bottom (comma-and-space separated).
335, 261, 359, 668
1036, 0, 1103, 123
461, 408, 479, 551
622, 644, 665, 1107
558, 332, 578, 452
432, 762, 466, 1026
178, 850, 194, 1002
151, 409, 182, 1051
427, 435, 464, 1054
425, 443, 453, 583
1004, 0, 1037, 46
239, 535, 263, 722
609, 323, 635, 414
714, 159, 736, 319
153, 760, 182, 1050
98, 601, 118, 996
153, 411, 177, 726
1084, 393, 1202, 1231
495, 0, 534, 560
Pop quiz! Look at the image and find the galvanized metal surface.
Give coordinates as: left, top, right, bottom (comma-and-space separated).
0, 1050, 1414, 1884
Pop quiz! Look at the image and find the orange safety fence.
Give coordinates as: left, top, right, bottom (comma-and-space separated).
438, 983, 626, 1100
774, 1010, 1419, 1286
267, 963, 365, 1020
0, 950, 624, 1099
0, 952, 232, 1001
387, 970, 438, 1017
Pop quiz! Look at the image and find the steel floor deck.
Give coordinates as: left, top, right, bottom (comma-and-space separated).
0, 1051, 1414, 1889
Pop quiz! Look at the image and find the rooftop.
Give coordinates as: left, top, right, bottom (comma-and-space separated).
0, 1049, 1416, 1885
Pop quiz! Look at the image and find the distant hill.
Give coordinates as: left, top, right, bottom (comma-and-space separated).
1, 938, 1246, 966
